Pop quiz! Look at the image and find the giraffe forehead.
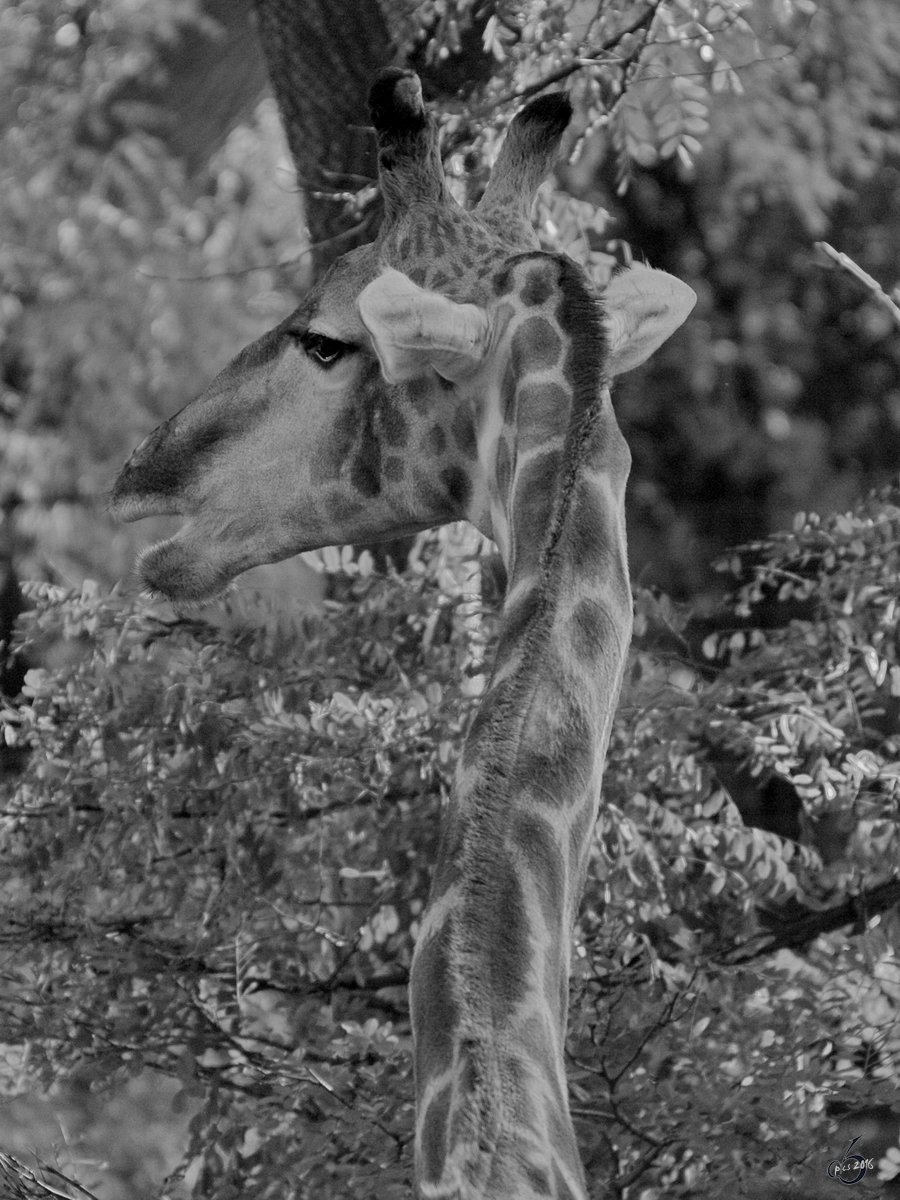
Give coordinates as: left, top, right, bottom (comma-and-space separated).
381, 205, 520, 298
303, 244, 380, 336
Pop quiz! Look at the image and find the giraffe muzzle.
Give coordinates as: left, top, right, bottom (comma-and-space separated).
135, 523, 236, 604
109, 421, 190, 523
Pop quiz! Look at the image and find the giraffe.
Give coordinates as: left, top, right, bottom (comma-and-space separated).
111, 68, 695, 1199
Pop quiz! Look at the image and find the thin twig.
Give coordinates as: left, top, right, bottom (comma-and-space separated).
725, 876, 900, 963
489, 1, 664, 108
136, 222, 367, 283
816, 241, 900, 330
0, 1153, 102, 1200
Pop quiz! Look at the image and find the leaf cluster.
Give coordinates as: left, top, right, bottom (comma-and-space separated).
0, 537, 492, 1194
3, 489, 900, 1193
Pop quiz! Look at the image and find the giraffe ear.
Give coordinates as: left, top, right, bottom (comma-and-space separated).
358, 268, 491, 384
604, 266, 696, 376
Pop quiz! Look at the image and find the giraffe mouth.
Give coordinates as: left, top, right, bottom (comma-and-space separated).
133, 523, 241, 605
108, 492, 183, 524
110, 457, 239, 602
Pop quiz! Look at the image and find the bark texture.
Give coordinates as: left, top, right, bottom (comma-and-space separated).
252, 0, 396, 274
252, 0, 500, 275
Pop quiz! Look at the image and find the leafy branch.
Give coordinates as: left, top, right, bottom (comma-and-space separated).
490, 1, 665, 107
729, 876, 900, 963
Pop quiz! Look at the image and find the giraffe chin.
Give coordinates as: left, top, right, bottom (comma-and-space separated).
136, 531, 240, 605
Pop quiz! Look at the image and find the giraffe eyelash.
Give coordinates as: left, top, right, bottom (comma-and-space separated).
295, 331, 350, 367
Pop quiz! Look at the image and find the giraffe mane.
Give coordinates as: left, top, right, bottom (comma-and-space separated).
535, 256, 610, 573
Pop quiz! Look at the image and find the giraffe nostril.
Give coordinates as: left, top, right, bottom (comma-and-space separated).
130, 419, 179, 467
110, 419, 185, 520
130, 429, 159, 465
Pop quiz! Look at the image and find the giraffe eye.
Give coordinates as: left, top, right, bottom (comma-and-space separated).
298, 332, 348, 367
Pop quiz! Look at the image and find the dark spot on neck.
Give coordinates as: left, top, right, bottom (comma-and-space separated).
417, 1085, 452, 1186
425, 423, 447, 456
441, 465, 471, 510
495, 436, 513, 497
569, 598, 611, 660
500, 359, 518, 423
383, 454, 405, 482
327, 492, 366, 523
351, 444, 381, 497
511, 317, 563, 375
451, 407, 477, 458
565, 480, 614, 574
492, 266, 513, 296
350, 394, 382, 498
438, 215, 458, 248
519, 696, 593, 804
485, 864, 531, 1015
380, 398, 409, 447
512, 812, 565, 934
521, 266, 554, 307
414, 470, 451, 515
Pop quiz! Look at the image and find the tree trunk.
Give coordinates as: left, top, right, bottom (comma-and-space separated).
252, 0, 395, 275
251, 0, 500, 276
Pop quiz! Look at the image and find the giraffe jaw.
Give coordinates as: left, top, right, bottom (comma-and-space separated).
109, 485, 232, 603
134, 523, 243, 605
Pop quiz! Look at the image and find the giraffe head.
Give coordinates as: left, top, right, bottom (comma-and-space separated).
110, 69, 694, 601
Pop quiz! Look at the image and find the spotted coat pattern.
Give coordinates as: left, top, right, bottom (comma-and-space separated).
409, 249, 631, 1199
111, 69, 642, 1200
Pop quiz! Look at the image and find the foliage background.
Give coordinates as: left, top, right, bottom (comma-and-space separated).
1, 1, 900, 1197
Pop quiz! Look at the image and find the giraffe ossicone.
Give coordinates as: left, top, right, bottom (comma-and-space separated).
111, 67, 695, 1200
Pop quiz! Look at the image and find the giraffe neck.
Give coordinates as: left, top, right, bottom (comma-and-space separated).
411, 256, 633, 1199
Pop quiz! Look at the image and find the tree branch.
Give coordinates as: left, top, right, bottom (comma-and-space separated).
489, 1, 665, 107
816, 241, 900, 330
728, 876, 900, 962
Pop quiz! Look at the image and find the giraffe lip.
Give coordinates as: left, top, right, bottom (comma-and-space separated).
108, 491, 184, 523
135, 522, 237, 603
